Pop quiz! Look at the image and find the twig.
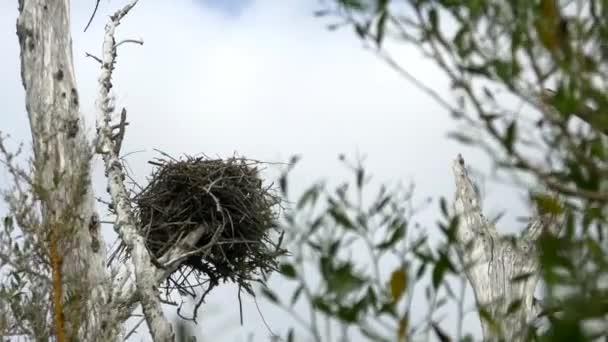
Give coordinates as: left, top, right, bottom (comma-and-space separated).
85, 52, 102, 64
254, 293, 278, 339
115, 39, 144, 48
112, 108, 128, 154
84, 0, 101, 32
123, 317, 146, 341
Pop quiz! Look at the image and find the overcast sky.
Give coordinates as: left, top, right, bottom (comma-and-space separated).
0, 0, 531, 341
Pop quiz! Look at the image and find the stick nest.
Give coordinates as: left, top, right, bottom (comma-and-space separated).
124, 154, 285, 299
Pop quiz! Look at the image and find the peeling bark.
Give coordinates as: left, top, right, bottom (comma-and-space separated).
452, 154, 561, 341
16, 1, 110, 340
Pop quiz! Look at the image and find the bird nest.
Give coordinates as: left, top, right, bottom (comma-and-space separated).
119, 154, 285, 307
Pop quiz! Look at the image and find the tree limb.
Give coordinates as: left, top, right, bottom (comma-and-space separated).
112, 225, 208, 323
93, 1, 175, 341
452, 154, 544, 341
452, 154, 498, 258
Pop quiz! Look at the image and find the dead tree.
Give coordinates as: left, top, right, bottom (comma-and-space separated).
452, 154, 561, 341
11, 1, 206, 341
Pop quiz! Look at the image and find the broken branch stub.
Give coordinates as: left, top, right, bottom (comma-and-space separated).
451, 154, 562, 341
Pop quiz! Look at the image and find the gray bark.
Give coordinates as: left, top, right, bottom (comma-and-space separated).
452, 154, 561, 341
16, 0, 111, 340
15, 1, 211, 340
94, 3, 175, 340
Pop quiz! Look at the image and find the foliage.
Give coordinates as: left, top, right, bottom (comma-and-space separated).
263, 156, 475, 341
302, 0, 608, 340
240, 0, 608, 340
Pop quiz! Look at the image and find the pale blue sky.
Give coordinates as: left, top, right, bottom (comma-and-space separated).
198, 0, 253, 16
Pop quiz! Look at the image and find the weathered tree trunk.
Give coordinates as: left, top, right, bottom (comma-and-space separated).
16, 0, 111, 340
452, 155, 561, 341
15, 1, 211, 340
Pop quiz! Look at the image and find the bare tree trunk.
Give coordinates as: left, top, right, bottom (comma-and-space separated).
452, 155, 561, 341
16, 0, 111, 340
13, 1, 222, 340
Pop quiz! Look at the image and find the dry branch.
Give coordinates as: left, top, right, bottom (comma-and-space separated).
452, 154, 562, 341
93, 1, 176, 340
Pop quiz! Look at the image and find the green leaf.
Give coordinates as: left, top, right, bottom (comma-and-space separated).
376, 10, 388, 46
376, 0, 388, 12
261, 287, 279, 304
279, 175, 288, 196
447, 132, 475, 145
287, 328, 294, 342
431, 322, 451, 342
441, 216, 460, 243
492, 59, 518, 84
280, 263, 297, 279
338, 0, 367, 11
452, 25, 471, 58
460, 334, 474, 342
366, 286, 377, 307
439, 197, 449, 217
329, 239, 341, 257
309, 215, 325, 235
389, 267, 408, 304
360, 326, 391, 342
291, 285, 303, 305
329, 207, 355, 230
432, 261, 447, 289
432, 252, 456, 289
376, 221, 406, 250
3, 216, 13, 232
337, 304, 359, 323
329, 262, 366, 297
504, 120, 517, 153
462, 64, 491, 78
372, 195, 391, 214
507, 299, 523, 315
511, 272, 534, 282
356, 167, 364, 189
377, 301, 398, 317
312, 296, 332, 314
478, 308, 498, 333
297, 186, 319, 209
532, 193, 563, 215
415, 263, 426, 280
11, 272, 20, 284
355, 23, 368, 38
398, 313, 409, 340
429, 8, 439, 34
308, 240, 322, 252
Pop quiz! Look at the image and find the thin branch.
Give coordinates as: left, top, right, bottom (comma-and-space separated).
113, 225, 208, 322
85, 52, 102, 64
123, 317, 146, 341
93, 1, 175, 341
115, 39, 144, 49
112, 108, 128, 154
84, 0, 101, 32
372, 47, 458, 115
